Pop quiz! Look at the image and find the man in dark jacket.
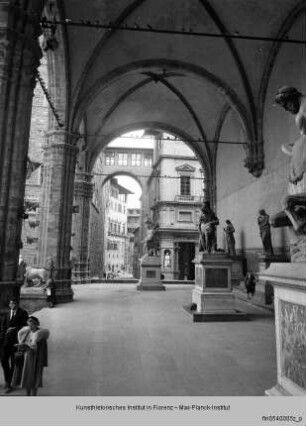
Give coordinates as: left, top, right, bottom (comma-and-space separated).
1, 298, 28, 393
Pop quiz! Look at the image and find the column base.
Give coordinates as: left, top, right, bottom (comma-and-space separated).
72, 262, 91, 285
265, 384, 291, 396
54, 279, 74, 303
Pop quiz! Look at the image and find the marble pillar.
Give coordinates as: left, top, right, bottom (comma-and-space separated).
38, 130, 78, 303
0, 1, 45, 308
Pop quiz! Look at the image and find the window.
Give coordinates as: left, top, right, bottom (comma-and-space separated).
118, 152, 128, 166
105, 153, 115, 165
131, 153, 141, 166
144, 155, 152, 167
180, 176, 190, 195
178, 211, 193, 222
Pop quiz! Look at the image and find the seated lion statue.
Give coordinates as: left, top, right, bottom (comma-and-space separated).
22, 257, 55, 289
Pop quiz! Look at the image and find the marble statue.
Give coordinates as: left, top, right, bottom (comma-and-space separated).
223, 219, 236, 256
274, 86, 306, 261
258, 209, 274, 256
22, 257, 54, 289
198, 201, 219, 254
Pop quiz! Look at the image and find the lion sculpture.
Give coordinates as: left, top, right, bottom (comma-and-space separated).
22, 257, 54, 289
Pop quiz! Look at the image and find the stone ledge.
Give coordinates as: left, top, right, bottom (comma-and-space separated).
183, 306, 250, 322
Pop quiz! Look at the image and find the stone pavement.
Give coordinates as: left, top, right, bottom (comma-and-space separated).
1, 284, 276, 396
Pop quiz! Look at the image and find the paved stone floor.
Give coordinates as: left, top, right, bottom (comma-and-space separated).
1, 284, 277, 396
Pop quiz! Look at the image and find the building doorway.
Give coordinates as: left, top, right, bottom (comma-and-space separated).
178, 243, 195, 280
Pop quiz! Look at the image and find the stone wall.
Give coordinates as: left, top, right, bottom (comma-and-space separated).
216, 16, 305, 273
20, 58, 48, 266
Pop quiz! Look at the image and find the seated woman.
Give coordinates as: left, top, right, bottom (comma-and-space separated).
12, 316, 50, 396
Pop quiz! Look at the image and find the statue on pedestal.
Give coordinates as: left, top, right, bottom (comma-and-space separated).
258, 209, 274, 256
274, 86, 306, 261
144, 218, 160, 256
223, 219, 236, 256
198, 201, 219, 254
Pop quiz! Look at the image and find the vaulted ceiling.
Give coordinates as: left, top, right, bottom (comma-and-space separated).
45, 0, 305, 176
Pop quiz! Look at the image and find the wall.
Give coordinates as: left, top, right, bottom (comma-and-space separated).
216, 16, 305, 271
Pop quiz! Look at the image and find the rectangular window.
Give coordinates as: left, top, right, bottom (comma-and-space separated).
105, 153, 115, 165
131, 153, 141, 166
144, 155, 152, 167
180, 176, 190, 195
178, 211, 193, 222
118, 152, 128, 166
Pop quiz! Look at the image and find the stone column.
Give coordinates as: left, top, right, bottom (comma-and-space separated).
71, 172, 93, 284
38, 130, 78, 302
0, 1, 45, 307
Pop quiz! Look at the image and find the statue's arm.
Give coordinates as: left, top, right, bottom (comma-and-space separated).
281, 143, 293, 157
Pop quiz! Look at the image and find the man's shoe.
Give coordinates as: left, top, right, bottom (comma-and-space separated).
4, 386, 13, 394
4, 382, 10, 390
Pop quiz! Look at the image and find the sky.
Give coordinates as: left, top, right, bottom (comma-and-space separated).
117, 175, 142, 208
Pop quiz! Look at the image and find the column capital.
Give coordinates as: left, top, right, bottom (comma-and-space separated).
75, 171, 93, 183
45, 129, 82, 145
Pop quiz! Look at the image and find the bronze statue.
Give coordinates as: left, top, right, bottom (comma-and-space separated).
198, 201, 219, 254
258, 209, 274, 256
223, 219, 236, 256
144, 218, 159, 256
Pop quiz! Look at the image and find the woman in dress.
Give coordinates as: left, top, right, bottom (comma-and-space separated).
14, 316, 50, 396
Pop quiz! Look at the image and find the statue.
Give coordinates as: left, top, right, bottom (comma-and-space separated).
198, 201, 219, 254
223, 219, 236, 256
22, 257, 55, 289
274, 86, 306, 261
144, 218, 159, 256
257, 209, 274, 256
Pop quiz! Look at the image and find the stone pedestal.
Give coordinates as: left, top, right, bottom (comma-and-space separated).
256, 254, 289, 307
230, 255, 245, 287
20, 288, 49, 313
137, 255, 165, 291
189, 254, 248, 321
259, 263, 306, 396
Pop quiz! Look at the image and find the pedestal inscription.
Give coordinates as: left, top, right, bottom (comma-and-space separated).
206, 268, 228, 288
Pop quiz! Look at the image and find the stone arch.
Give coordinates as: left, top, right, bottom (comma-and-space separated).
89, 121, 210, 189
74, 60, 252, 134
97, 170, 144, 195
257, 1, 306, 157
88, 121, 210, 199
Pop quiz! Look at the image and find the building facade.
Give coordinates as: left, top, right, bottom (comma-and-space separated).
149, 136, 204, 280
